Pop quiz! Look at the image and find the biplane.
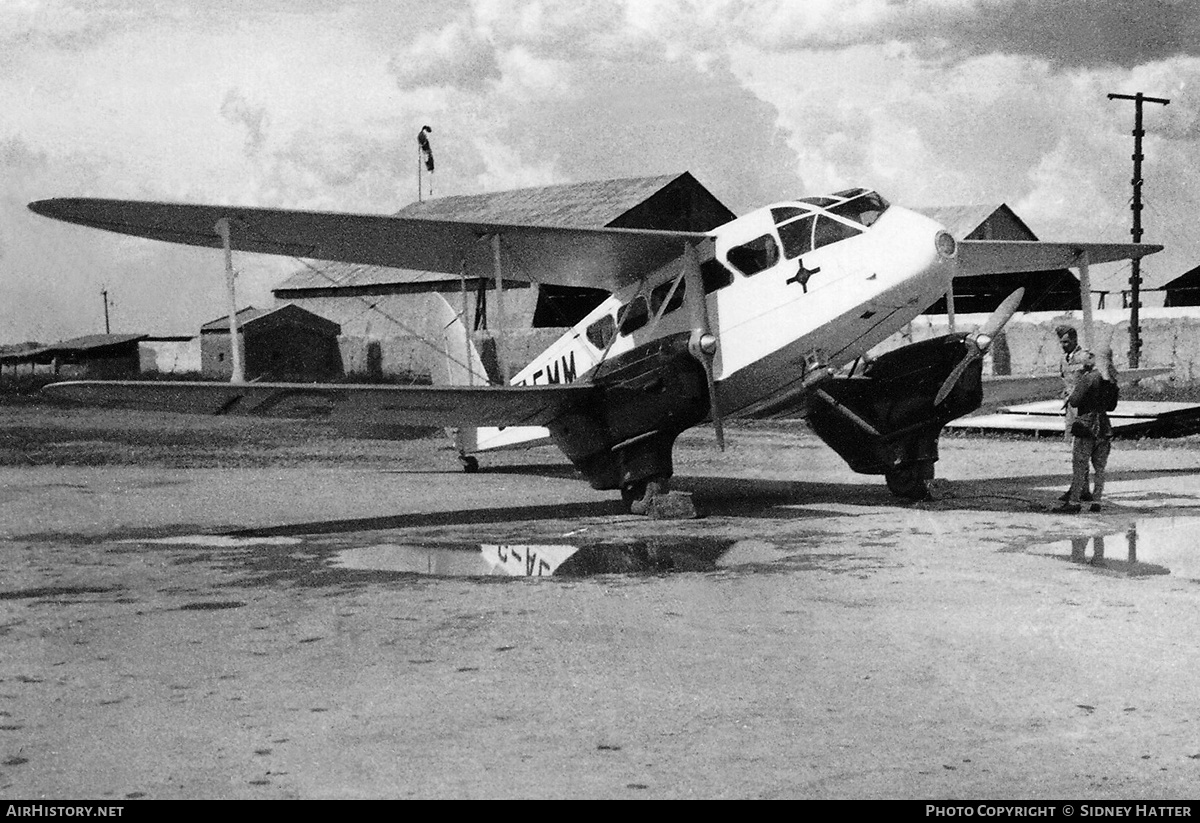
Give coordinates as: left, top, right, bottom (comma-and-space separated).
29, 186, 1161, 512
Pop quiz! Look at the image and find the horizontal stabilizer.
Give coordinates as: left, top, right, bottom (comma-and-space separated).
956, 240, 1162, 276
28, 198, 705, 291
43, 380, 595, 428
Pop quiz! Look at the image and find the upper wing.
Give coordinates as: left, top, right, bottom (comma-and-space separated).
42, 380, 596, 428
956, 240, 1162, 275
27, 198, 708, 292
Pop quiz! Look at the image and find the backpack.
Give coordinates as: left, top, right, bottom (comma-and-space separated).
1099, 378, 1119, 412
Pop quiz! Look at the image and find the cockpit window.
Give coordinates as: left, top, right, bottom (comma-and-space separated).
650, 277, 685, 317
813, 215, 860, 249
798, 196, 837, 207
828, 191, 890, 227
725, 234, 780, 276
617, 296, 649, 336
586, 314, 615, 350
771, 206, 809, 224
778, 214, 816, 259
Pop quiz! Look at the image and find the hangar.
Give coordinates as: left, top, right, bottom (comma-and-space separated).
1162, 265, 1200, 307
270, 172, 735, 382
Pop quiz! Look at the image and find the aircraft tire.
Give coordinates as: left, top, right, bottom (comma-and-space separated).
622, 477, 669, 515
884, 466, 932, 501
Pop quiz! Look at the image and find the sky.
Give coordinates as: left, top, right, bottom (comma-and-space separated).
4, 0, 1200, 343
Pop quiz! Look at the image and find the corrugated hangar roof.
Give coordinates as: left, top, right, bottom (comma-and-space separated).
394, 173, 685, 226
274, 172, 720, 293
1, 333, 148, 364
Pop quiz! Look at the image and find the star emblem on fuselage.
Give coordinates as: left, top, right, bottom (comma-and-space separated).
786, 260, 821, 293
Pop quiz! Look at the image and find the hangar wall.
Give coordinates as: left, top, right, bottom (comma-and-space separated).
281, 290, 551, 382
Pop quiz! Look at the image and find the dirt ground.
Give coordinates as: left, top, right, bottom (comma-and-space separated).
4, 403, 1200, 799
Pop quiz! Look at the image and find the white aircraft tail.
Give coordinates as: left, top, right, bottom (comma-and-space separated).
431, 294, 552, 455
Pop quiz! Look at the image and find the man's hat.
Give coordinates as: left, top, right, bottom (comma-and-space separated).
1055, 324, 1077, 339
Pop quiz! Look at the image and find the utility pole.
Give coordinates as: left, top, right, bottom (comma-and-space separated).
101, 287, 111, 334
1108, 91, 1169, 368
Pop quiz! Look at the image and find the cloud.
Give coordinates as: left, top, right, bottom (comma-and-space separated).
388, 17, 502, 91
741, 0, 1200, 69
219, 89, 270, 155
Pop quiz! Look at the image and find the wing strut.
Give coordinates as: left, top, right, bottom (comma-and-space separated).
214, 218, 245, 383
491, 233, 508, 383
1075, 250, 1094, 352
945, 261, 957, 333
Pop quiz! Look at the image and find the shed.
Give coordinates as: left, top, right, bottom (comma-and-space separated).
916, 204, 1081, 314
0, 334, 147, 379
201, 304, 342, 381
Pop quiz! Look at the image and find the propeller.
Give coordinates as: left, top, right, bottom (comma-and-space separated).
933, 287, 1025, 407
681, 243, 724, 450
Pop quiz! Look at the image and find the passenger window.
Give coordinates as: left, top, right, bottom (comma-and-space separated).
725, 234, 780, 276
778, 215, 816, 259
586, 314, 615, 350
617, 296, 649, 336
700, 259, 734, 293
812, 216, 860, 250
650, 278, 685, 317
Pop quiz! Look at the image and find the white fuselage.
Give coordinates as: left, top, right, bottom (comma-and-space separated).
479, 193, 955, 449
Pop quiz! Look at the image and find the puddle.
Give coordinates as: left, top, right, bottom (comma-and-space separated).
1024, 516, 1200, 580
121, 535, 303, 548
111, 533, 846, 582
331, 538, 740, 578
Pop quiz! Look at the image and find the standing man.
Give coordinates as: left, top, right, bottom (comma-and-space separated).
1057, 324, 1092, 501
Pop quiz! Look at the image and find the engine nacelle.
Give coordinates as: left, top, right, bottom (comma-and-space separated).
806, 334, 983, 498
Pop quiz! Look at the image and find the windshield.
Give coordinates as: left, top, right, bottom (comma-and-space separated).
785, 189, 890, 228
828, 190, 889, 227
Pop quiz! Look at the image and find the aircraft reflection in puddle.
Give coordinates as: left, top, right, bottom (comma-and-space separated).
1028, 516, 1200, 580
332, 538, 739, 578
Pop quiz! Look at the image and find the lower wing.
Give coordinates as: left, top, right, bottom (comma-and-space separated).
42, 380, 595, 428
982, 368, 1170, 407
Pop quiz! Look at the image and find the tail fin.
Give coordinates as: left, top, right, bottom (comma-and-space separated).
430, 294, 552, 457
432, 294, 487, 455
432, 293, 489, 389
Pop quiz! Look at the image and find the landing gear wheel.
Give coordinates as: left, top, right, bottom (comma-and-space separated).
458, 454, 479, 474
885, 465, 932, 501
621, 477, 669, 515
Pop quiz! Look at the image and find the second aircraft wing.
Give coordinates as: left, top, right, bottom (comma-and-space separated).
42, 380, 597, 428
955, 240, 1162, 275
